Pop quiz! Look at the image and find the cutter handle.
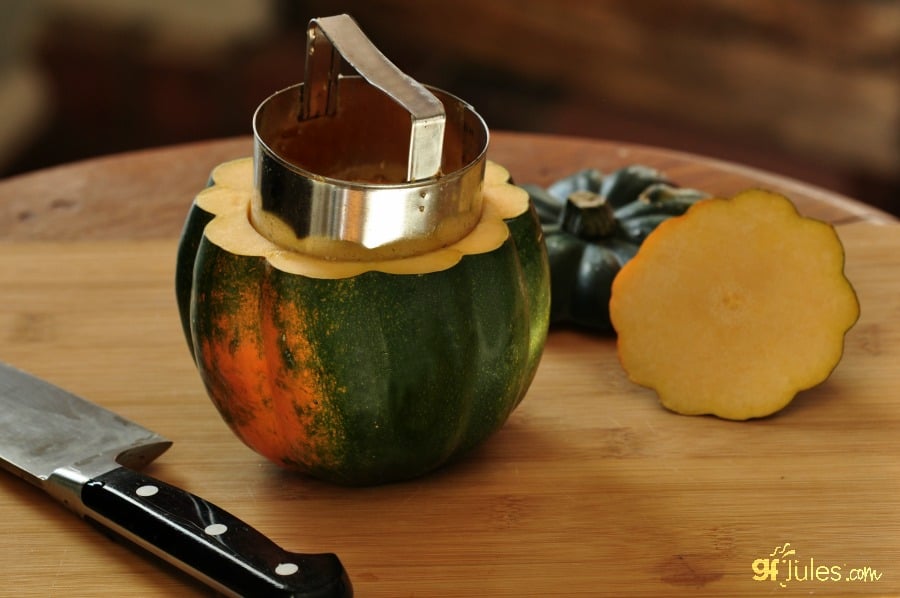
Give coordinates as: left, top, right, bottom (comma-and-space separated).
302, 13, 445, 181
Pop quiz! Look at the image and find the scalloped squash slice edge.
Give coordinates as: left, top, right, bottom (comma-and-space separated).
609, 188, 860, 420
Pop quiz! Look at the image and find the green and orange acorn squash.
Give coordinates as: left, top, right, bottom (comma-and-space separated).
176, 158, 550, 485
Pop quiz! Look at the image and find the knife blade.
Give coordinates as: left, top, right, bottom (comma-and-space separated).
0, 361, 352, 597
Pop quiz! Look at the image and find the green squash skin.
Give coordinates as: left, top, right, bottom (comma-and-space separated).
175, 200, 215, 361
180, 196, 549, 486
543, 229, 636, 331
505, 202, 552, 396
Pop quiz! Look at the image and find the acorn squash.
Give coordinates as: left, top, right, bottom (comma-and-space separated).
609, 189, 860, 420
176, 158, 550, 485
525, 166, 707, 332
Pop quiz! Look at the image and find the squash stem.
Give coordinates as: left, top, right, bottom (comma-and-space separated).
560, 190, 618, 239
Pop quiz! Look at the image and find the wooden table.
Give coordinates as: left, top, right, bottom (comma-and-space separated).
1, 131, 898, 596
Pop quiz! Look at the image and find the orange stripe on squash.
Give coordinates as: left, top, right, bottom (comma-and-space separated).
258, 292, 336, 470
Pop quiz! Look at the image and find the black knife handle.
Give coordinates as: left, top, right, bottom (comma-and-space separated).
80, 467, 352, 597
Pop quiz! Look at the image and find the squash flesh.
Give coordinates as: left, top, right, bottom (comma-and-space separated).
610, 189, 859, 420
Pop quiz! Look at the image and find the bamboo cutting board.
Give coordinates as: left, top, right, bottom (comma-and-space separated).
1, 134, 899, 597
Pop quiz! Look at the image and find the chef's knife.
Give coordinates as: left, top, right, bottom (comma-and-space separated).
0, 361, 352, 597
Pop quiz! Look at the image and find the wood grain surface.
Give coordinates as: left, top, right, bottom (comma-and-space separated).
1, 132, 898, 597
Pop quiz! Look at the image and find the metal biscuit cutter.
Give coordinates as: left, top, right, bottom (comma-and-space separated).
252, 14, 490, 260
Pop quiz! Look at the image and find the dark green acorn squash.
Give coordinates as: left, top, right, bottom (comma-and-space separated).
523, 165, 708, 333
176, 158, 550, 486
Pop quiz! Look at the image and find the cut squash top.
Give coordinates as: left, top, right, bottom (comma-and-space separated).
609, 189, 860, 420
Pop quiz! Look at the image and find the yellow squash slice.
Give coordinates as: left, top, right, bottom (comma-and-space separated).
609, 189, 859, 420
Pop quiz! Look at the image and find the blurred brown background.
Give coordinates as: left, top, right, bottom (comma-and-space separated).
1, 0, 898, 216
